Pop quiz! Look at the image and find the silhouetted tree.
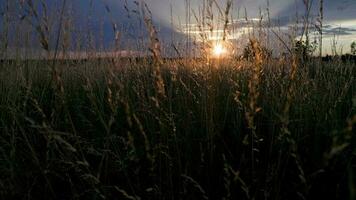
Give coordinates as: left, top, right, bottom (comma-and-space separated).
351, 41, 356, 55
294, 40, 317, 62
242, 41, 272, 61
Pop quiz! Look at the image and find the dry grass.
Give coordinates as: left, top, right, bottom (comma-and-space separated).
0, 0, 355, 199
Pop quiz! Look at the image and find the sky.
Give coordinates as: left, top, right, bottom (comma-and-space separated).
1, 0, 356, 57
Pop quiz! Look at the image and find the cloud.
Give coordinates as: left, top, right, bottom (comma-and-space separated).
324, 27, 356, 36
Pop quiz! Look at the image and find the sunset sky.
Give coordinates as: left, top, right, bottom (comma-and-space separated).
107, 0, 356, 55
1, 0, 356, 56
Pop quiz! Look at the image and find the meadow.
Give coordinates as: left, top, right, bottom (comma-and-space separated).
0, 0, 356, 199
0, 55, 355, 199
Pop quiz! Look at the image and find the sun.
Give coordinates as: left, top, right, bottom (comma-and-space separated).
212, 43, 227, 58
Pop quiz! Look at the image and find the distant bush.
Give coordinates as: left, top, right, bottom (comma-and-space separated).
242, 40, 272, 61
294, 40, 317, 61
351, 41, 356, 55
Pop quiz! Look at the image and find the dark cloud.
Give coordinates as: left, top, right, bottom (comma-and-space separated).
324, 27, 356, 36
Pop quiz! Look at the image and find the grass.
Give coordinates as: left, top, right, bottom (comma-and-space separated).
0, 57, 355, 199
0, 0, 356, 199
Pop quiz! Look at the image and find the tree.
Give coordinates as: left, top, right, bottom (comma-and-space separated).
294, 40, 317, 61
351, 41, 356, 55
242, 41, 272, 61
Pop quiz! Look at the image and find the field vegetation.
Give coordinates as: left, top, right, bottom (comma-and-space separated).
0, 0, 355, 199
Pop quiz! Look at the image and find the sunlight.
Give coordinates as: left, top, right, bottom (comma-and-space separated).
212, 43, 227, 58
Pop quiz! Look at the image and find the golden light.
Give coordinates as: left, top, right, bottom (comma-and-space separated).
212, 43, 227, 58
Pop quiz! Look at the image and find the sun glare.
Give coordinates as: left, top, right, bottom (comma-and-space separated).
212, 43, 227, 58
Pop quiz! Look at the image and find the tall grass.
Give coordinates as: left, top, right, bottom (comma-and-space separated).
0, 0, 355, 199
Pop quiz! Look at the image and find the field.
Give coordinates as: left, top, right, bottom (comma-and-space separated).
0, 56, 355, 199
1, 0, 356, 199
